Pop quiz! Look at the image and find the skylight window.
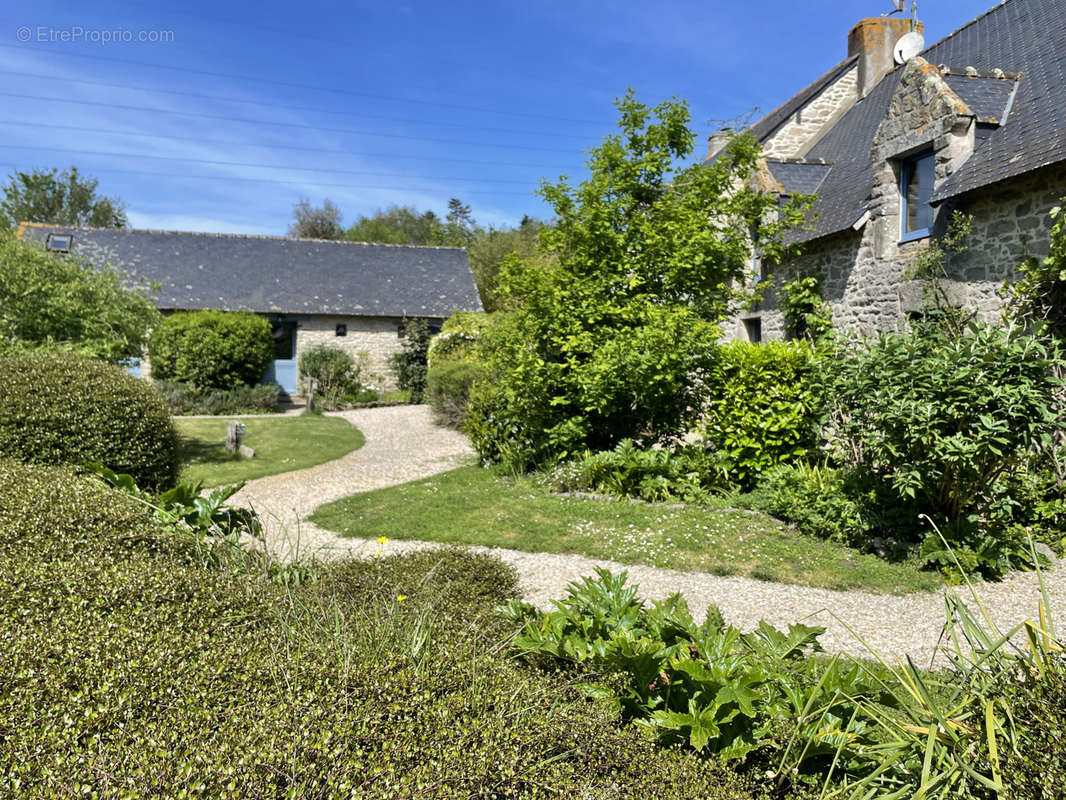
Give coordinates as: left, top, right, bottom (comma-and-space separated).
46, 233, 72, 252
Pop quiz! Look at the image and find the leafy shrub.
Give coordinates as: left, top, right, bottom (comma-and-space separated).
778, 272, 833, 341
153, 379, 280, 415
426, 359, 486, 428
824, 321, 1066, 578
703, 340, 823, 489
0, 462, 764, 799
547, 438, 730, 503
426, 312, 494, 428
0, 352, 179, 490
389, 317, 432, 403
742, 462, 868, 547
0, 231, 159, 362
994, 653, 1066, 798
148, 310, 273, 389
298, 344, 366, 410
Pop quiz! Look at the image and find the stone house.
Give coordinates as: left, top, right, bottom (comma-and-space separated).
17, 223, 483, 393
718, 0, 1066, 342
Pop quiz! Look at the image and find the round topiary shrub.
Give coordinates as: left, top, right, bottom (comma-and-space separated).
0, 352, 180, 490
148, 310, 273, 389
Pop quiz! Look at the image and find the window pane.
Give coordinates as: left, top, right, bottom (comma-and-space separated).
272, 323, 295, 360
904, 152, 935, 234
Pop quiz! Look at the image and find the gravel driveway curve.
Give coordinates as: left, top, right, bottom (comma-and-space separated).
236, 405, 1066, 665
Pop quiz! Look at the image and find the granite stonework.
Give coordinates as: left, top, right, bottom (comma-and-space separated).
731, 57, 1066, 340
293, 314, 420, 392
762, 66, 859, 159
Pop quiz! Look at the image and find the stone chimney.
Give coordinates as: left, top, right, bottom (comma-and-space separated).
848, 17, 924, 98
707, 128, 733, 160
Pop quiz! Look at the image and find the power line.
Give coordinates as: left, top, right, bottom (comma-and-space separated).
0, 70, 597, 140
0, 162, 540, 196
0, 143, 544, 184
0, 91, 580, 154
0, 119, 575, 170
0, 43, 604, 126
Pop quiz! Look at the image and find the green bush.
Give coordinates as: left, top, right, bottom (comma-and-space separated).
824, 321, 1066, 578
148, 310, 273, 389
426, 312, 495, 428
0, 352, 179, 490
389, 318, 433, 403
548, 438, 730, 503
994, 654, 1066, 798
0, 231, 159, 362
426, 359, 486, 428
152, 379, 280, 415
298, 344, 365, 410
702, 340, 822, 489
742, 462, 868, 547
0, 460, 765, 800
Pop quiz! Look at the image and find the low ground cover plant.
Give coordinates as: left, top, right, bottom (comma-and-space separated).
0, 459, 769, 799
0, 351, 179, 490
153, 378, 281, 415
148, 309, 274, 389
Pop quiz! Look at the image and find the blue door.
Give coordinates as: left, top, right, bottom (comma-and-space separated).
264, 321, 299, 395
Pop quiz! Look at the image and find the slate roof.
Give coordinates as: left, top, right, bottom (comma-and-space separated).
743, 0, 1066, 244
765, 161, 833, 196
18, 225, 484, 318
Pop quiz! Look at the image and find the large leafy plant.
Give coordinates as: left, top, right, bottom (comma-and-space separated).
148, 310, 274, 390
823, 320, 1065, 577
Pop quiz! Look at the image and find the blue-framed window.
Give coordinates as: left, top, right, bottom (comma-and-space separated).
899, 151, 935, 242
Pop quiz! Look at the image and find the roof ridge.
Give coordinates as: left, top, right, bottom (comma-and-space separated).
17, 222, 469, 251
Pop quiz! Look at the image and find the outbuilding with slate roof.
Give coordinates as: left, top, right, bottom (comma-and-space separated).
714, 0, 1066, 342
17, 223, 484, 394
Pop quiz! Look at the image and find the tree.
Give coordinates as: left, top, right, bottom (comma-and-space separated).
0, 231, 159, 362
0, 167, 127, 230
466, 216, 551, 312
444, 197, 475, 245
288, 198, 343, 239
466, 90, 809, 469
346, 205, 447, 245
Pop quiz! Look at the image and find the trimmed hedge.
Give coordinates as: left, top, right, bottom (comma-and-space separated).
0, 352, 179, 490
0, 460, 766, 799
426, 311, 495, 428
703, 340, 822, 489
148, 310, 273, 389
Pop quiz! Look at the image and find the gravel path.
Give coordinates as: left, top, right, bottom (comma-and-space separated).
236, 405, 1065, 665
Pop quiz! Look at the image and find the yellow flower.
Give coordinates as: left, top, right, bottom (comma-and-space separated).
397, 594, 407, 603
376, 536, 388, 544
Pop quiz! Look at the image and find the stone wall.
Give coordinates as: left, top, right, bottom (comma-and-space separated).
294, 315, 423, 393
762, 66, 858, 159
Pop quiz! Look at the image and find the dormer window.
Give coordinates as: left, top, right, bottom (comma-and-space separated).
899, 151, 934, 242
46, 233, 71, 252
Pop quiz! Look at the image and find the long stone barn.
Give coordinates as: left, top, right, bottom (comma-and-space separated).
18, 223, 484, 394
716, 0, 1066, 342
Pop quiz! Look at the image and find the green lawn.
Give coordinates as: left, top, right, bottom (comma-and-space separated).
310, 465, 940, 594
176, 415, 365, 487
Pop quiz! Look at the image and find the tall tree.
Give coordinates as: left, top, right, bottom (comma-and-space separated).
444, 197, 476, 245
288, 198, 343, 239
0, 167, 127, 230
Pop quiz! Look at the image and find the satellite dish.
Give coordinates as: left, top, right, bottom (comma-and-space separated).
894, 31, 925, 64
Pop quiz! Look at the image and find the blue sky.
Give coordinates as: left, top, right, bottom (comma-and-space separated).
1, 0, 997, 234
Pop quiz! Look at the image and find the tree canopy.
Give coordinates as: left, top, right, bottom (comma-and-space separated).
1, 167, 127, 230
289, 198, 344, 240
0, 231, 159, 362
466, 91, 810, 469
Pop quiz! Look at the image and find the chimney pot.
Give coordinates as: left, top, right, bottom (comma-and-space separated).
848, 17, 924, 98
707, 128, 733, 160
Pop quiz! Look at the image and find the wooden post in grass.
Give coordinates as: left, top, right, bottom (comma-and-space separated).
226, 420, 244, 454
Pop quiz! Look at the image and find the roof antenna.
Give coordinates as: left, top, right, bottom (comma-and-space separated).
887, 0, 905, 14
